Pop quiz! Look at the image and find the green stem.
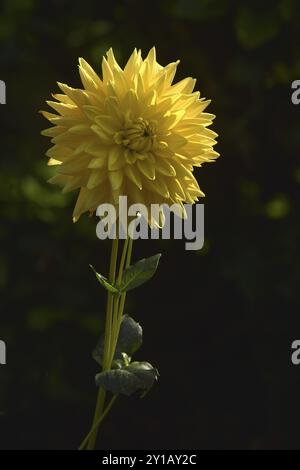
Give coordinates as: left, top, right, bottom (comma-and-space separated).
79, 395, 118, 450
106, 236, 129, 368
109, 237, 133, 366
103, 237, 119, 369
86, 237, 119, 450
117, 237, 129, 286
125, 236, 133, 270
85, 235, 133, 450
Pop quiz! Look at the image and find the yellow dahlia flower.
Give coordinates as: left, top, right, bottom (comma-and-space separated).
41, 47, 219, 223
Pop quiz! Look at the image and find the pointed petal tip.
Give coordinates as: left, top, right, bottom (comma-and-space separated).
106, 47, 115, 60
39, 110, 53, 119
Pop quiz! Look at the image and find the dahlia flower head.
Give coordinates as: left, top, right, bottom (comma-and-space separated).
41, 47, 219, 225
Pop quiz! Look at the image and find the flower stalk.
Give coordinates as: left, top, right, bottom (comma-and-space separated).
85, 233, 133, 450
79, 394, 118, 450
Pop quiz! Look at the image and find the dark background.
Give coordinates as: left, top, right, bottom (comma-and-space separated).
0, 0, 300, 450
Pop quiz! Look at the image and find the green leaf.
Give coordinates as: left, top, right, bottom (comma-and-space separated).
93, 315, 142, 366
120, 254, 161, 292
90, 264, 119, 295
115, 315, 143, 359
95, 361, 159, 396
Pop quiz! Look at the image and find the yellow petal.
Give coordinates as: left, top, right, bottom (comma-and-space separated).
106, 48, 121, 71
48, 158, 61, 166
91, 125, 113, 143
78, 58, 103, 94
108, 146, 124, 171
137, 159, 155, 180
57, 83, 89, 107
94, 115, 117, 134
88, 157, 107, 169
124, 164, 142, 189
41, 126, 65, 137
155, 158, 176, 176
109, 170, 123, 190
68, 124, 91, 135
79, 58, 103, 87
87, 170, 107, 189
101, 57, 113, 84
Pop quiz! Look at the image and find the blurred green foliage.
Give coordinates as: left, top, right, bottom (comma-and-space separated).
0, 0, 300, 450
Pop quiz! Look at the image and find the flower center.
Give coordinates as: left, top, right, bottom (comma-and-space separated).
114, 117, 157, 152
